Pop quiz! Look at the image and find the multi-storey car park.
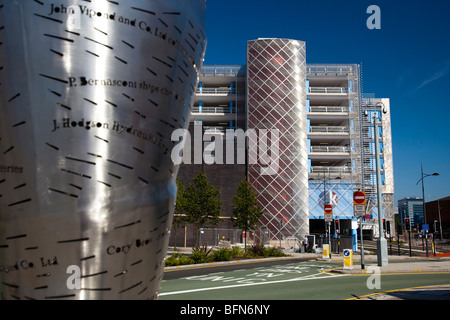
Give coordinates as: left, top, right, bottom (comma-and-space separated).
173, 38, 394, 248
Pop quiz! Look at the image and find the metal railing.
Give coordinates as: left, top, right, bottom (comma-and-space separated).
311, 166, 353, 174
192, 106, 232, 114
306, 64, 355, 76
309, 126, 349, 133
200, 65, 246, 77
310, 146, 350, 153
309, 87, 348, 94
198, 228, 244, 247
197, 87, 236, 95
203, 126, 226, 134
309, 106, 349, 113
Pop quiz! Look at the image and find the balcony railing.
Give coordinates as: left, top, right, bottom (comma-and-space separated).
309, 106, 349, 113
310, 146, 350, 153
306, 64, 355, 76
309, 87, 348, 94
203, 126, 226, 134
201, 65, 246, 77
197, 87, 236, 95
192, 106, 232, 114
309, 126, 349, 133
311, 166, 353, 174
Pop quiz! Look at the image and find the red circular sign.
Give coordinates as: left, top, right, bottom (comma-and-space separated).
324, 204, 333, 214
353, 191, 366, 204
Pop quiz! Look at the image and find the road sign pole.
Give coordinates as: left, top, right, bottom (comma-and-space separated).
409, 230, 412, 257
360, 216, 365, 269
328, 222, 331, 259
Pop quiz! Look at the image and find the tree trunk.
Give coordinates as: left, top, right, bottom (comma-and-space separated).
195, 225, 200, 248
244, 230, 247, 253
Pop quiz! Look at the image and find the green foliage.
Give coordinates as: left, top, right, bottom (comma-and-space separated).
191, 245, 213, 264
183, 173, 224, 246
165, 246, 286, 267
262, 246, 287, 257
246, 244, 287, 258
231, 178, 264, 250
230, 246, 244, 259
249, 243, 265, 257
211, 247, 233, 262
165, 253, 194, 266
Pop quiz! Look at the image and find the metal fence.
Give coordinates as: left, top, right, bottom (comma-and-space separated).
314, 234, 354, 253
198, 228, 243, 247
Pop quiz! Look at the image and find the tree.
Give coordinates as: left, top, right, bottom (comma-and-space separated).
172, 178, 186, 250
231, 178, 264, 251
183, 172, 224, 247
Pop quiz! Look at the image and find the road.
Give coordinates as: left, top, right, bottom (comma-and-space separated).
160, 258, 450, 300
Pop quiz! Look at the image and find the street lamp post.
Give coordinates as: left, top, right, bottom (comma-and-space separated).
372, 105, 389, 267
416, 167, 439, 257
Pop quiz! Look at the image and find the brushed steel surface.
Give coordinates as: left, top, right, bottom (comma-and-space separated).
0, 0, 206, 300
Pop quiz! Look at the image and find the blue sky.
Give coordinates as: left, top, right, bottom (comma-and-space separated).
203, 0, 450, 207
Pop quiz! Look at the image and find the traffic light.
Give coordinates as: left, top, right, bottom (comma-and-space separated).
382, 219, 386, 233
335, 220, 339, 233
386, 221, 391, 234
405, 219, 411, 231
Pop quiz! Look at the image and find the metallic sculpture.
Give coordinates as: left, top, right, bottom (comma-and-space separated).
0, 0, 206, 300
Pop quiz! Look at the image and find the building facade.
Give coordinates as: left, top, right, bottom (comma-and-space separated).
173, 38, 394, 246
398, 197, 424, 228
425, 196, 450, 238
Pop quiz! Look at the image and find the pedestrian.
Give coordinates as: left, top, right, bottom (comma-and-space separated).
303, 235, 309, 253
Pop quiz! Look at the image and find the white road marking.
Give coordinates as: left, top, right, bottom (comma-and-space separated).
159, 272, 347, 297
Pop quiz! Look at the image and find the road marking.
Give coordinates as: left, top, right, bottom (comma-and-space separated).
159, 272, 347, 297
346, 271, 450, 277
347, 283, 450, 300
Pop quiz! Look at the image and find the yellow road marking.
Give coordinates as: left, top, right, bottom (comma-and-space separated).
347, 283, 450, 300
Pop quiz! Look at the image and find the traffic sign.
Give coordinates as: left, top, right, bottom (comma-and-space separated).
354, 204, 365, 217
323, 244, 330, 259
353, 191, 366, 205
324, 204, 333, 222
343, 249, 353, 270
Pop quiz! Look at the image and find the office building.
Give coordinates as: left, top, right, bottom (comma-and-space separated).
398, 197, 424, 228
425, 196, 450, 238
